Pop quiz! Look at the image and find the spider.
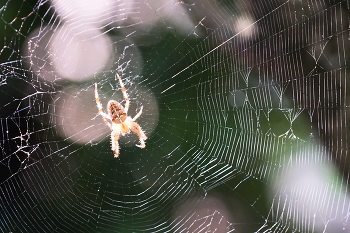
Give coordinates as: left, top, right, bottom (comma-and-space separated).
94, 73, 147, 158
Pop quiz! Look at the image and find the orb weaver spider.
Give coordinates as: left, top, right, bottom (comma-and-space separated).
94, 73, 147, 158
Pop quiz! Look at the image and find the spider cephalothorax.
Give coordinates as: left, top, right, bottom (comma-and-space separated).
95, 73, 147, 158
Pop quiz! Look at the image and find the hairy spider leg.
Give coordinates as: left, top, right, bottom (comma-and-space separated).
95, 83, 112, 129
111, 128, 120, 158
115, 73, 130, 114
132, 106, 143, 121
131, 106, 146, 148
131, 122, 147, 148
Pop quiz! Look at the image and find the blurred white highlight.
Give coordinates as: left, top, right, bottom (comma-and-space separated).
54, 86, 109, 144
272, 147, 350, 232
52, 0, 114, 27
234, 17, 256, 38
172, 196, 233, 232
50, 24, 113, 81
137, 0, 196, 36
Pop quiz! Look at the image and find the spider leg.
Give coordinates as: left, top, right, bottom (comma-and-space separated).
131, 122, 147, 148
132, 106, 143, 121
95, 83, 112, 129
116, 72, 130, 114
111, 129, 121, 158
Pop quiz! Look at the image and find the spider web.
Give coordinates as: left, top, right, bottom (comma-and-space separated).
0, 0, 349, 232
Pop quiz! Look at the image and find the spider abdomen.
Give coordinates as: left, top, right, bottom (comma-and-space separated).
108, 100, 127, 123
